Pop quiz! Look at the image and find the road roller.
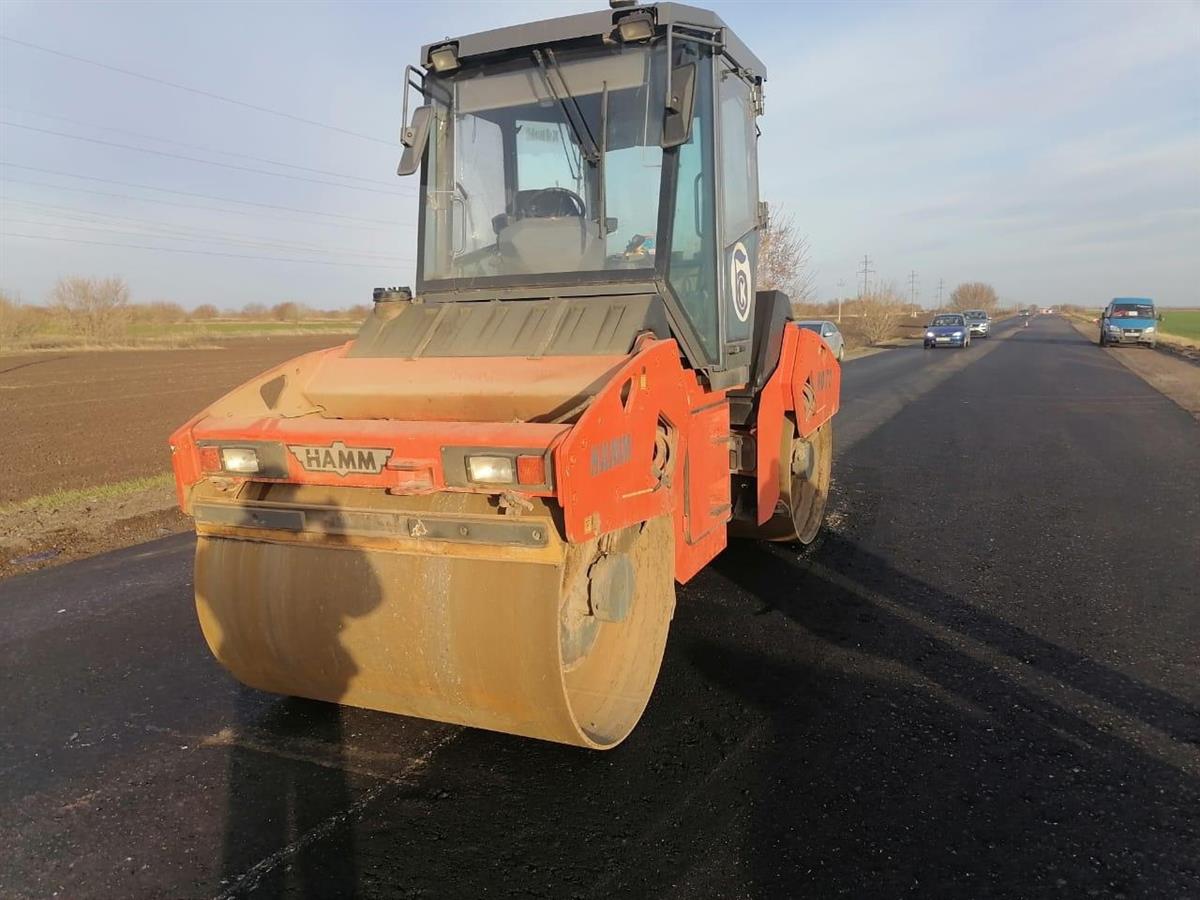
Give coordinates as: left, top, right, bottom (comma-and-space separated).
169, 1, 840, 749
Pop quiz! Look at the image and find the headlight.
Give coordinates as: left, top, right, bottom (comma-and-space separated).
926, 331, 934, 338
1143, 325, 1155, 333
1107, 322, 1122, 331
466, 455, 515, 484
953, 331, 963, 337
219, 447, 260, 474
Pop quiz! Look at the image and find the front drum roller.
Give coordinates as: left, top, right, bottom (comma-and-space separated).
194, 493, 675, 749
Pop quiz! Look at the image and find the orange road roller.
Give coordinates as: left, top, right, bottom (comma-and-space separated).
170, 1, 840, 749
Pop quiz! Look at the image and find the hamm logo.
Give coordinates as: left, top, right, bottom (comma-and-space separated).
289, 441, 393, 477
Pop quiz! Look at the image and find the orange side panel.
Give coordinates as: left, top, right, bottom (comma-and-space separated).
554, 338, 728, 585
683, 401, 732, 545
753, 325, 841, 525
675, 400, 731, 583
555, 340, 691, 544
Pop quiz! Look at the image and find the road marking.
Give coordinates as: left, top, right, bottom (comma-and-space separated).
214, 730, 459, 899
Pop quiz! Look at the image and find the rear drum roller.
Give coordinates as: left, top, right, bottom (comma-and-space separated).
194, 493, 675, 749
756, 417, 833, 545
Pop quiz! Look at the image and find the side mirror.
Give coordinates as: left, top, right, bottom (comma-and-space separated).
1157, 312, 1164, 322
605, 217, 619, 235
662, 63, 696, 149
397, 105, 433, 177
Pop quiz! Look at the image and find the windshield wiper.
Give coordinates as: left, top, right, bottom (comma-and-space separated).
532, 48, 601, 166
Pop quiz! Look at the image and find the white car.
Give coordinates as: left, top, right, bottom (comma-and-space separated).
796, 320, 845, 361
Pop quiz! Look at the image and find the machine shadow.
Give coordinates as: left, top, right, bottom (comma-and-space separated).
307, 529, 1200, 899
699, 537, 1199, 897
209, 495, 384, 900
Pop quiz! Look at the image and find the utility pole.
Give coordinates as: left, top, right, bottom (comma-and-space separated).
936, 278, 945, 309
908, 270, 919, 317
836, 278, 846, 323
857, 254, 874, 298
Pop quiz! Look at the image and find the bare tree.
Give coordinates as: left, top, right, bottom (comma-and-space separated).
241, 302, 268, 319
949, 281, 999, 313
757, 209, 816, 304
856, 282, 905, 346
51, 276, 131, 342
0, 290, 39, 345
272, 301, 302, 323
131, 301, 187, 324
191, 303, 220, 320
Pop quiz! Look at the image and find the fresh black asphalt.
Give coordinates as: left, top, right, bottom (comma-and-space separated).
2, 314, 1197, 898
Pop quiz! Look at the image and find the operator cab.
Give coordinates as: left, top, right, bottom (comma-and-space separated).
395, 2, 768, 384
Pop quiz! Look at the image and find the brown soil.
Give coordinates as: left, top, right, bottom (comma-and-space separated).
0, 334, 348, 506
0, 335, 347, 579
0, 492, 189, 581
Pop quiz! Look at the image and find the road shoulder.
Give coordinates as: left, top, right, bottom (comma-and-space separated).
1068, 319, 1200, 420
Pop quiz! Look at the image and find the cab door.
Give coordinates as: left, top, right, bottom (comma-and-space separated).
715, 59, 761, 369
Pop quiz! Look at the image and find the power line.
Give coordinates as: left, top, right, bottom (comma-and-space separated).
2, 122, 411, 196
5, 215, 408, 262
2, 231, 409, 269
908, 270, 919, 305
0, 34, 394, 147
3, 203, 407, 261
1, 165, 408, 227
2, 105, 400, 187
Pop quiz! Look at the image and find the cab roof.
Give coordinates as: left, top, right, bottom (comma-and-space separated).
422, 2, 766, 83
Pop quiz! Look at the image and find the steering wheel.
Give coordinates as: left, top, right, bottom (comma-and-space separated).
524, 187, 586, 219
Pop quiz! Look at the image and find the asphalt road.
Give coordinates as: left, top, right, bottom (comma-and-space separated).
3, 315, 1198, 899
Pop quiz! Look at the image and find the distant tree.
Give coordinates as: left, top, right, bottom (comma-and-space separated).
345, 304, 372, 320
191, 303, 220, 320
757, 208, 816, 303
241, 302, 268, 319
271, 301, 302, 322
132, 301, 187, 324
51, 276, 131, 341
856, 283, 905, 346
949, 282, 999, 313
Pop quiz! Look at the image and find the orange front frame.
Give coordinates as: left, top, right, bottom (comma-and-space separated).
171, 330, 839, 586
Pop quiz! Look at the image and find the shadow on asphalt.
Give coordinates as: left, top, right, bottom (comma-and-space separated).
218, 530, 1200, 898
694, 535, 1200, 896
222, 695, 358, 899
207, 495, 379, 900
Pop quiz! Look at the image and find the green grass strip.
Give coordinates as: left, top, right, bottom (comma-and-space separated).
2, 472, 174, 515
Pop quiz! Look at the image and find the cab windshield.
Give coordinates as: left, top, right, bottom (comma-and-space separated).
420, 42, 666, 288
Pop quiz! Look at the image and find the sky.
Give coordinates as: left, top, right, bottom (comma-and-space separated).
1, 0, 1197, 309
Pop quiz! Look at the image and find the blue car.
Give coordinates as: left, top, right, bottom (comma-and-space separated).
1099, 297, 1158, 348
924, 313, 970, 349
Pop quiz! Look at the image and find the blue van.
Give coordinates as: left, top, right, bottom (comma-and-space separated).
1099, 298, 1159, 348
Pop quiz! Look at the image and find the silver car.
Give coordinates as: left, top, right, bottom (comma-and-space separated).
963, 309, 991, 338
796, 320, 846, 361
